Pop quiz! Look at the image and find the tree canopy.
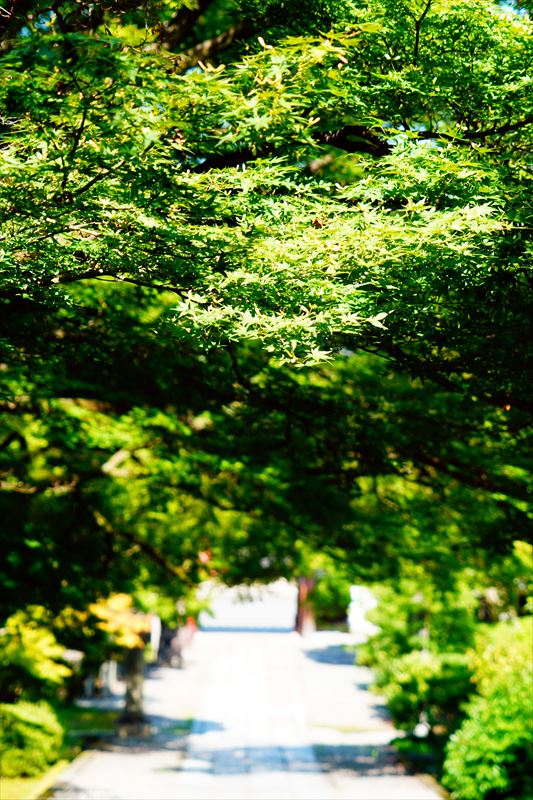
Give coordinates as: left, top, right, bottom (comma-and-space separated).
1, 0, 531, 616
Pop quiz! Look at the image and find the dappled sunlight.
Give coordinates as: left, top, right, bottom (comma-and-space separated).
2, 1, 530, 798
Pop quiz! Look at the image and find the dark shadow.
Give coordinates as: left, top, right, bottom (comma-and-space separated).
368, 701, 391, 722
144, 669, 167, 679
149, 715, 224, 736
199, 625, 294, 634
66, 717, 223, 756
304, 644, 355, 665
314, 743, 407, 776
148, 743, 408, 777
66, 731, 116, 748
74, 695, 124, 710
50, 743, 415, 799
190, 719, 225, 735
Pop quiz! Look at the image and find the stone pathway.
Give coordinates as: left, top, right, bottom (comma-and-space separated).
51, 582, 444, 800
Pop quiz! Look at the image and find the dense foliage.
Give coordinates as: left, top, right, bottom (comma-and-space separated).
0, 701, 64, 777
0, 608, 71, 702
1, 0, 531, 616
358, 549, 532, 792
0, 0, 531, 787
443, 617, 533, 800
377, 651, 472, 734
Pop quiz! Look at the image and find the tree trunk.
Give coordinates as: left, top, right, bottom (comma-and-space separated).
117, 647, 151, 737
295, 576, 316, 636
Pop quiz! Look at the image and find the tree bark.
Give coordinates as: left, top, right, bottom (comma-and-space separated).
117, 647, 151, 737
295, 576, 316, 636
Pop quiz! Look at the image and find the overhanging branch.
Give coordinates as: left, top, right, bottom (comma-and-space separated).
191, 125, 391, 173
0, 267, 192, 301
417, 116, 533, 143
157, 0, 215, 51
92, 510, 193, 584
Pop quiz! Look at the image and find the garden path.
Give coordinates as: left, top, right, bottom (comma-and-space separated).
50, 581, 443, 800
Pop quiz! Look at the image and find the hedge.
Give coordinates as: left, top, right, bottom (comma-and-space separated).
0, 701, 64, 777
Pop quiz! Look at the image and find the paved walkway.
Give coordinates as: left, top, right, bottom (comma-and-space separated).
51, 582, 443, 800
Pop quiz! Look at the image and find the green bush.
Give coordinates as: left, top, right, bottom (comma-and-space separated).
443, 617, 533, 800
0, 701, 64, 777
357, 580, 478, 672
312, 573, 352, 626
0, 607, 71, 701
379, 651, 472, 734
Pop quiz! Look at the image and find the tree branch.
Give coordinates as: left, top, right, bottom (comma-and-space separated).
0, 0, 34, 44
92, 510, 193, 584
0, 267, 193, 301
412, 451, 531, 505
157, 0, 215, 51
417, 115, 533, 143
179, 19, 253, 66
61, 103, 89, 190
0, 477, 78, 494
317, 125, 392, 157
353, 341, 533, 414
413, 0, 432, 65
191, 125, 391, 173
150, 18, 254, 64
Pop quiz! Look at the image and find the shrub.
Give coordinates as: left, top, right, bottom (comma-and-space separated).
312, 573, 352, 626
443, 617, 533, 800
0, 700, 64, 777
357, 580, 478, 672
0, 607, 71, 701
379, 651, 472, 734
